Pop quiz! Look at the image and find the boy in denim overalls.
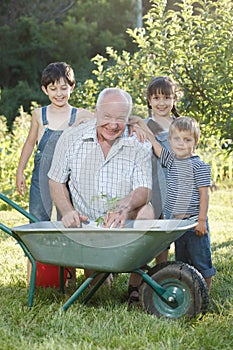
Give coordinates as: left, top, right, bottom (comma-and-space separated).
16, 62, 93, 287
16, 62, 93, 219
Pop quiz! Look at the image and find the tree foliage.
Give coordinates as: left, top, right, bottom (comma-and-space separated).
0, 0, 138, 125
71, 0, 233, 146
0, 111, 35, 208
1, 1, 233, 208
0, 107, 231, 209
0, 0, 232, 145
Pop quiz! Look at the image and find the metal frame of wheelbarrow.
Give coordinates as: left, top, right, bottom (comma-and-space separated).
1, 194, 207, 318
62, 268, 177, 312
0, 193, 66, 307
1, 193, 178, 312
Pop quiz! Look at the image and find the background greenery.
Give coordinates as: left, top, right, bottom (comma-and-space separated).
0, 185, 232, 349
1, 0, 232, 208
0, 110, 231, 210
1, 0, 233, 146
70, 0, 233, 145
0, 0, 143, 126
0, 2, 232, 347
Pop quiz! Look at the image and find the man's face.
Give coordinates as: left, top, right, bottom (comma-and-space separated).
96, 94, 130, 143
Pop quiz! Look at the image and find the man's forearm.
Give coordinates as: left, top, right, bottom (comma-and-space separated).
49, 179, 74, 216
117, 187, 152, 212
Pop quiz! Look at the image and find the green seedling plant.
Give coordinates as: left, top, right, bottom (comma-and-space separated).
91, 193, 119, 226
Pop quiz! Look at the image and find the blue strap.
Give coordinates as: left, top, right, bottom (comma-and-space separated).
42, 106, 48, 125
69, 107, 77, 126
42, 106, 76, 127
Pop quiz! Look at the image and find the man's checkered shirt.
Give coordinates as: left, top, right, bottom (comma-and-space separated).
48, 120, 152, 220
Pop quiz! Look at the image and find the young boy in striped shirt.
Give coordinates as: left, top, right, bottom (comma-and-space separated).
147, 116, 216, 290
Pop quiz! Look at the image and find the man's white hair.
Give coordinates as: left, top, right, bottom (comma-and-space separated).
96, 87, 133, 118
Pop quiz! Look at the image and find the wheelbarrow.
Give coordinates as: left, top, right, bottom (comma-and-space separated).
0, 193, 67, 301
0, 194, 209, 319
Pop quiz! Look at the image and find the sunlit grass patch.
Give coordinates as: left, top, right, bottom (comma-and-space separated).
0, 184, 232, 350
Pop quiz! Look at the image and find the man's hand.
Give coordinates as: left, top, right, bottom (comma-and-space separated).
102, 188, 152, 228
49, 180, 89, 227
62, 210, 89, 228
103, 206, 129, 228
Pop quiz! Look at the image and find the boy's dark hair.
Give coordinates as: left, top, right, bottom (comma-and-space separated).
41, 62, 76, 88
146, 76, 180, 118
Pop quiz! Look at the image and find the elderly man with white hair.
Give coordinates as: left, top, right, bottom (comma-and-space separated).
48, 87, 154, 306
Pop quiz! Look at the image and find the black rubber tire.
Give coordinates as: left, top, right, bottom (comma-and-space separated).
140, 261, 209, 319
148, 261, 209, 314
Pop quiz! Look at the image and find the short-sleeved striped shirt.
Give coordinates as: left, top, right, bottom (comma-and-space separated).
160, 148, 211, 216
48, 119, 152, 220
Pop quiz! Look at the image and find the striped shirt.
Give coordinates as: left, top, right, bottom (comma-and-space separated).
48, 119, 152, 220
160, 148, 211, 216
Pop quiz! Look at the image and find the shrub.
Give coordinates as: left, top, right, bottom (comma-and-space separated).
71, 0, 233, 149
0, 108, 34, 209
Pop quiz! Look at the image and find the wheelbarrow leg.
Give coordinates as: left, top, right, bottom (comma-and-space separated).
62, 271, 101, 311
133, 268, 178, 306
28, 258, 37, 307
59, 267, 65, 293
81, 272, 110, 304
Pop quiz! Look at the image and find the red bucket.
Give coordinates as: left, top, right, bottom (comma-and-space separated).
35, 262, 69, 288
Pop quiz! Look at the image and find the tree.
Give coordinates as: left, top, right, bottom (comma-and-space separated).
0, 0, 139, 126
52, 0, 138, 81
71, 0, 233, 146
0, 0, 76, 26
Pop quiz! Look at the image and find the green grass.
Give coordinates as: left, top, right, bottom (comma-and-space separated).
0, 185, 232, 350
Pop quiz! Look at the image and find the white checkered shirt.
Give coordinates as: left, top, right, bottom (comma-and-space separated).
48, 120, 152, 220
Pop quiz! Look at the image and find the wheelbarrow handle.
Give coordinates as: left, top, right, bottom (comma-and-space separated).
1, 193, 68, 307
0, 193, 38, 223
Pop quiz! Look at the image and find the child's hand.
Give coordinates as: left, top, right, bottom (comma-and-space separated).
16, 173, 27, 196
195, 220, 207, 236
128, 124, 147, 142
128, 116, 155, 143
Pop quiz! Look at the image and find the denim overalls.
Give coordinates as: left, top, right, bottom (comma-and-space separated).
29, 106, 77, 221
146, 118, 173, 219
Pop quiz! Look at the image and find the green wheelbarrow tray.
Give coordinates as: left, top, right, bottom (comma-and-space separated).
13, 219, 196, 272
2, 193, 208, 318
11, 219, 210, 319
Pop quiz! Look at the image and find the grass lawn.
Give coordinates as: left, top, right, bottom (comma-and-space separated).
0, 185, 232, 350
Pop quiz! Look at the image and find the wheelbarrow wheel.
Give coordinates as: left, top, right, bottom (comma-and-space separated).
140, 261, 209, 319
148, 261, 209, 315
